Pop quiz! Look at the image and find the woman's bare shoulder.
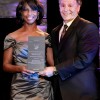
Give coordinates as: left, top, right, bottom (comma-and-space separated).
8, 28, 22, 39
37, 28, 49, 37
44, 32, 49, 37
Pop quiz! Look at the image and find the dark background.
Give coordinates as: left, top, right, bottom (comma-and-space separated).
47, 0, 99, 33
0, 0, 99, 100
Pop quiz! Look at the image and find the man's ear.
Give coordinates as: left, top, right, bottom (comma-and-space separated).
77, 5, 81, 13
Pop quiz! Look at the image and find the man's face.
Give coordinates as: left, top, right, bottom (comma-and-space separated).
59, 0, 80, 23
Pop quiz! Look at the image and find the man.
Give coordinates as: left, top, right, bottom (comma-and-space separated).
41, 0, 99, 100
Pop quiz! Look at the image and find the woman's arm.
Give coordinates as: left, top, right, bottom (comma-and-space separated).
3, 47, 33, 73
39, 47, 56, 77
46, 47, 54, 66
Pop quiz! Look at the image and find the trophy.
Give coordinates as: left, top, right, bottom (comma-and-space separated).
27, 36, 45, 71
24, 36, 45, 80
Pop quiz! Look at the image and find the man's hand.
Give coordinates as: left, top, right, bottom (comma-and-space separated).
39, 66, 56, 77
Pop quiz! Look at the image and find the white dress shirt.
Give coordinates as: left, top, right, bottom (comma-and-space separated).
59, 19, 75, 42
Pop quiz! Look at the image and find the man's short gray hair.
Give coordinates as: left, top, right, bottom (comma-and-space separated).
59, 0, 82, 6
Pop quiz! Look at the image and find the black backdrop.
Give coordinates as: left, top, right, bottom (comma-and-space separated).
47, 0, 99, 33
0, 0, 99, 100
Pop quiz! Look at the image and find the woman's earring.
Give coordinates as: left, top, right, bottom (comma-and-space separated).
37, 12, 39, 20
37, 15, 39, 20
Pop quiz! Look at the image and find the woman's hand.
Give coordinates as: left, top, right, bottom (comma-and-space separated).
21, 66, 35, 75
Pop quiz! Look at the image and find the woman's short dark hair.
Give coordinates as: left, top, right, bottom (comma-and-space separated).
16, 0, 44, 25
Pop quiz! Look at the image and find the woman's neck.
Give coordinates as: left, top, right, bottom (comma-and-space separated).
22, 23, 38, 32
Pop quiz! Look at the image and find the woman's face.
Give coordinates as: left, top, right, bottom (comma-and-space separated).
21, 3, 38, 25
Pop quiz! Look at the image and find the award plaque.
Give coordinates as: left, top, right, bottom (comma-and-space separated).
27, 36, 45, 72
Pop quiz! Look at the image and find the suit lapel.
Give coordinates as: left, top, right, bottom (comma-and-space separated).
59, 16, 80, 52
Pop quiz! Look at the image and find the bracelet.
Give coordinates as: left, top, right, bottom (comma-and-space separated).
53, 67, 58, 75
53, 71, 58, 75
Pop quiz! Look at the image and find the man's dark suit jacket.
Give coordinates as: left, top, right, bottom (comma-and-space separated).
50, 16, 99, 100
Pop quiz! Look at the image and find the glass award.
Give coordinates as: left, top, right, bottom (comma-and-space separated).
27, 36, 45, 72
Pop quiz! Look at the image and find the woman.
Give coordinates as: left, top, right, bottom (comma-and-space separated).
3, 0, 54, 100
